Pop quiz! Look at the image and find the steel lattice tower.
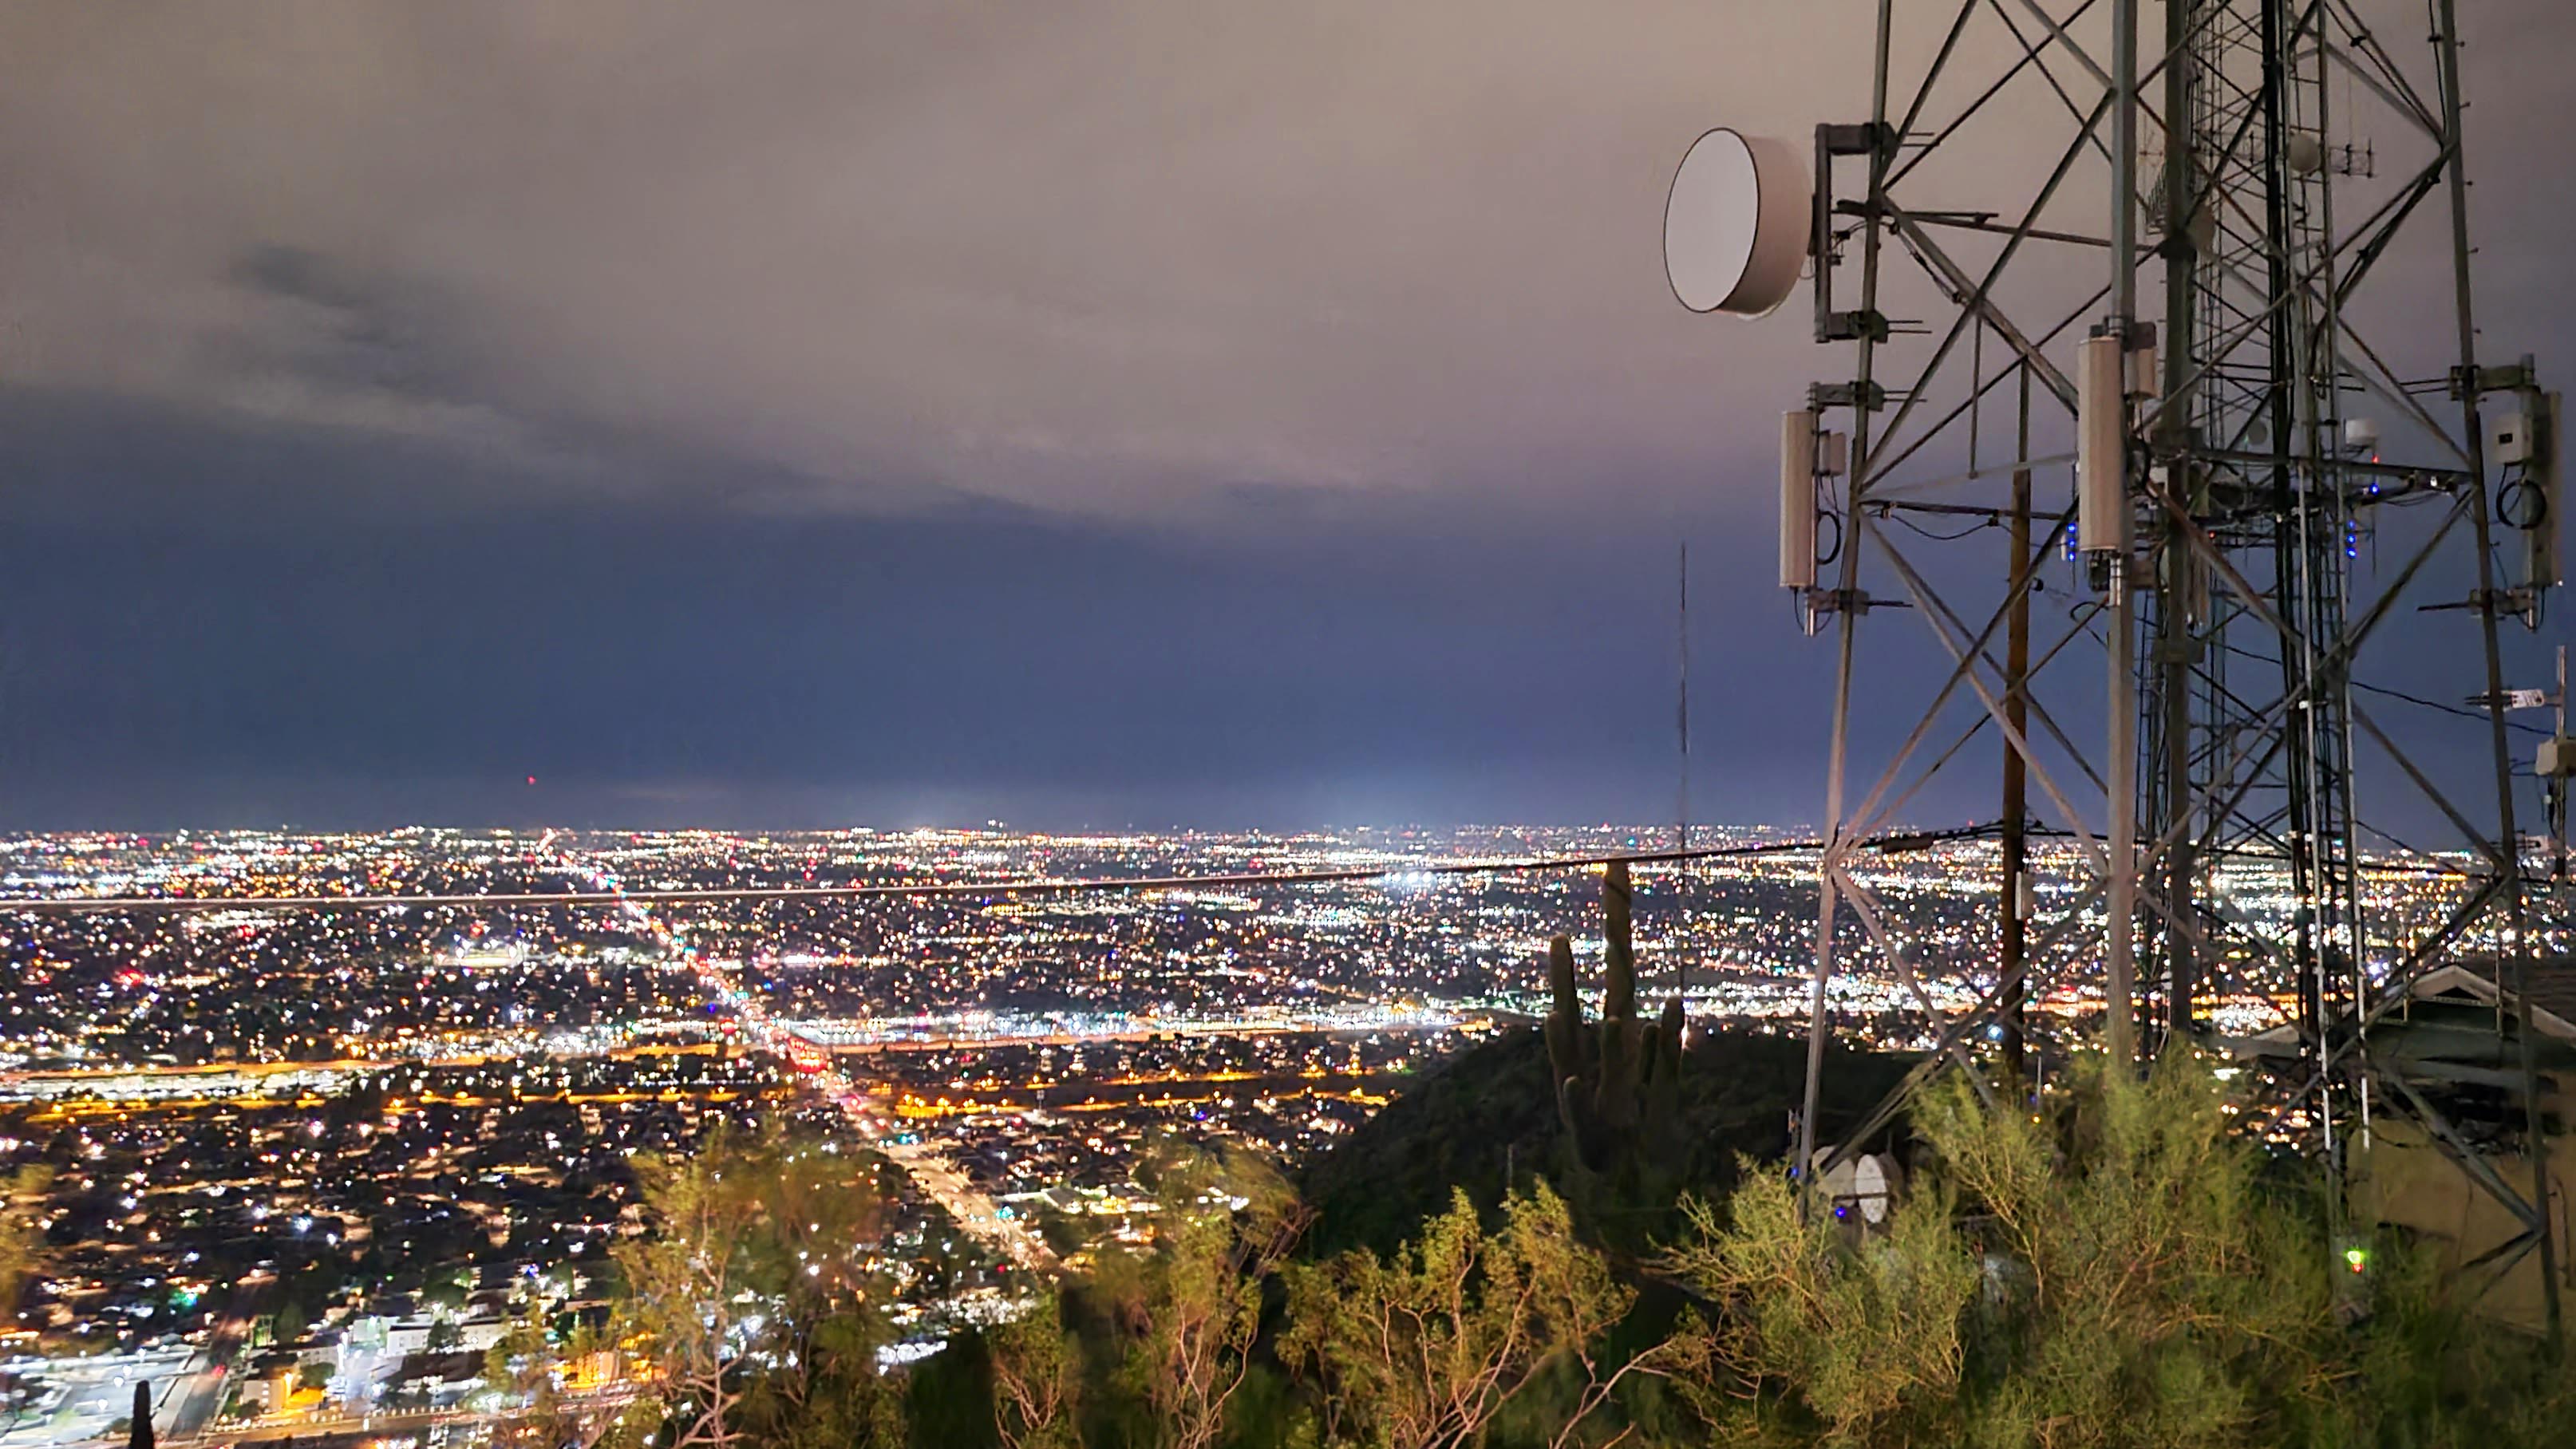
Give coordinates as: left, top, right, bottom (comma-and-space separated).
1670, 0, 2566, 1333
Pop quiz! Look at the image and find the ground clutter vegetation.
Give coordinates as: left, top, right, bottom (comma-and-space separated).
553, 1056, 2575, 1448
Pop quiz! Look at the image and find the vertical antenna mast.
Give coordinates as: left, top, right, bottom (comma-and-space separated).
1677, 539, 1690, 852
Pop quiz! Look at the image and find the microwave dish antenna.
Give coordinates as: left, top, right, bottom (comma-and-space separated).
1663, 128, 1809, 317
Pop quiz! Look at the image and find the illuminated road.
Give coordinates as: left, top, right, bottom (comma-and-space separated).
794, 1011, 1467, 1055
543, 847, 1057, 1275
158, 1383, 642, 1449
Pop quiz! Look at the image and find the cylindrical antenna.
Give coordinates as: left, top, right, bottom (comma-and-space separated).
1780, 409, 1819, 589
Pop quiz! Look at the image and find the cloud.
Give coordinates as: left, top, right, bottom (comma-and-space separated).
0, 1, 1871, 520
5, 1, 2566, 527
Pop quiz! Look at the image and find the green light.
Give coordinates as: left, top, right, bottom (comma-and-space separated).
2344, 1246, 2369, 1273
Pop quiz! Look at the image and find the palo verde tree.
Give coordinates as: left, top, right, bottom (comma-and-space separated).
1094, 1142, 1311, 1449
1665, 1053, 2576, 1448
0, 1166, 52, 1309
1282, 1180, 1684, 1449
486, 1298, 654, 1449
614, 1123, 892, 1449
987, 1287, 1081, 1449
1660, 1143, 1977, 1443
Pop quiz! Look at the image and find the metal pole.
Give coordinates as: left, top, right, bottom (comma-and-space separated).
2309, 0, 2369, 1040
1677, 540, 1690, 853
1677, 539, 1692, 1025
2002, 362, 2033, 1085
2434, 0, 2561, 1345
2253, 0, 2327, 1104
2104, 0, 2140, 1070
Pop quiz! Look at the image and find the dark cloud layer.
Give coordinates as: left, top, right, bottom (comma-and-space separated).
0, 385, 1837, 829
0, 2, 2568, 829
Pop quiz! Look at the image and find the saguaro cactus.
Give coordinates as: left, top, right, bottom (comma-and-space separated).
1544, 860, 1685, 1175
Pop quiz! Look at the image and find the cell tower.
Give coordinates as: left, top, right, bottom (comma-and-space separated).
1666, 0, 2565, 1329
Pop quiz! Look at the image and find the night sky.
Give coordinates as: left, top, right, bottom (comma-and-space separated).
2, 2, 2570, 832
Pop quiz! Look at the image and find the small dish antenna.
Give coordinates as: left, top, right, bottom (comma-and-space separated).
1664, 128, 1811, 317
1851, 1152, 1894, 1225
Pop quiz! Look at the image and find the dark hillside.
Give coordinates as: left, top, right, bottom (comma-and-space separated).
1299, 1023, 1914, 1258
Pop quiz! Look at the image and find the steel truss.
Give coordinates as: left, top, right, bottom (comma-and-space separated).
1776, 0, 2564, 1334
